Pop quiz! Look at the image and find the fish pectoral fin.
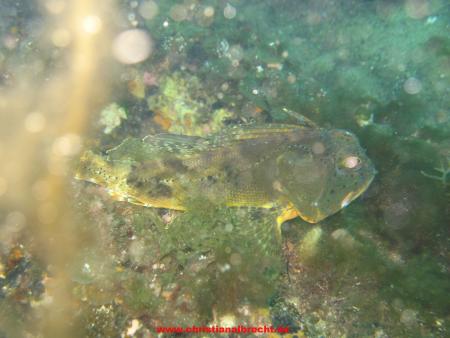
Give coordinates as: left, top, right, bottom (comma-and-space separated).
124, 195, 147, 206
276, 204, 300, 237
107, 190, 146, 206
276, 205, 299, 225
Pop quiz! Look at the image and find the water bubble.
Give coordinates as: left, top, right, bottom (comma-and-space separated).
383, 200, 411, 230
127, 12, 136, 21
1, 212, 26, 242
24, 112, 46, 133
51, 28, 71, 47
400, 309, 418, 327
223, 4, 236, 19
52, 133, 82, 156
3, 35, 18, 50
32, 180, 51, 201
262, 80, 278, 98
403, 77, 422, 95
170, 4, 188, 22
299, 226, 322, 260
0, 177, 7, 197
224, 223, 233, 232
139, 1, 159, 20
45, 0, 65, 14
230, 253, 242, 266
312, 142, 325, 154
228, 44, 244, 61
112, 29, 153, 64
6, 211, 26, 228
405, 0, 429, 19
287, 73, 296, 84
434, 111, 448, 124
203, 6, 215, 18
82, 15, 102, 34
267, 63, 283, 71
331, 229, 356, 250
129, 239, 146, 264
37, 202, 58, 224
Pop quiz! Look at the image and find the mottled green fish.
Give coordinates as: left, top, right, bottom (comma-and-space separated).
75, 121, 375, 226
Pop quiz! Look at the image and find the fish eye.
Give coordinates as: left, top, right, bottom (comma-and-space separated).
342, 155, 361, 169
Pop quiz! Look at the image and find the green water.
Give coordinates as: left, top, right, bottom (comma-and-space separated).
0, 0, 448, 337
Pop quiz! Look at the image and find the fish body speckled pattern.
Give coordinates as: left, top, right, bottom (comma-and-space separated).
76, 123, 375, 225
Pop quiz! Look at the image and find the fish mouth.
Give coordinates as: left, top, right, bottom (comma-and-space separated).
342, 174, 375, 208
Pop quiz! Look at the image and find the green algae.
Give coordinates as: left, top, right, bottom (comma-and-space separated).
70, 189, 284, 336
99, 103, 128, 135
64, 1, 450, 333
157, 201, 283, 318
147, 72, 234, 135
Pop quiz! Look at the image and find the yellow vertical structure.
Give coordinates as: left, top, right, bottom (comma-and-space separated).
41, 1, 111, 336
0, 0, 112, 336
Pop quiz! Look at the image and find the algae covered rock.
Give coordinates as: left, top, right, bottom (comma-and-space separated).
147, 72, 233, 135
99, 103, 127, 134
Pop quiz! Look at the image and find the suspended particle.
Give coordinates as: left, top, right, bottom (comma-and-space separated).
51, 28, 71, 47
403, 77, 422, 95
138, 1, 159, 20
24, 112, 46, 133
223, 4, 236, 19
112, 29, 153, 64
203, 6, 215, 18
82, 15, 102, 34
170, 4, 188, 22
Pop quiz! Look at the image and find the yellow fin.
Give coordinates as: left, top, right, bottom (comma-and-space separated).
276, 204, 300, 239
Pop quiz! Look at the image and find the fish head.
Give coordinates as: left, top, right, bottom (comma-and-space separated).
276, 129, 376, 223
75, 150, 109, 185
75, 150, 131, 188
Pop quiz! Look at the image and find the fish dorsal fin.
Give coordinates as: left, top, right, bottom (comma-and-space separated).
142, 133, 203, 144
212, 108, 317, 143
280, 108, 318, 128
210, 123, 311, 143
106, 134, 208, 162
106, 137, 146, 162
142, 133, 210, 155
106, 116, 317, 162
142, 133, 207, 150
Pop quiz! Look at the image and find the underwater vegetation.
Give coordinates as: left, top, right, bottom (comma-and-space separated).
147, 72, 234, 135
100, 103, 128, 135
70, 191, 285, 336
0, 0, 449, 337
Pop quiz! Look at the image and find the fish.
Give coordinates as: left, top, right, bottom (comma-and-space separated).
75, 120, 375, 227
